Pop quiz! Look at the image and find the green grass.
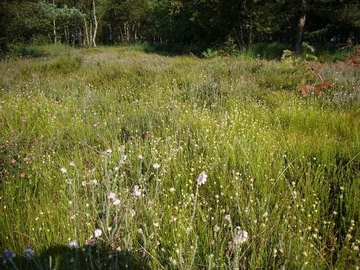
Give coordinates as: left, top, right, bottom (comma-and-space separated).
0, 46, 359, 269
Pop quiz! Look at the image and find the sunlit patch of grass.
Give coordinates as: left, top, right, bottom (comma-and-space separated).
0, 46, 359, 269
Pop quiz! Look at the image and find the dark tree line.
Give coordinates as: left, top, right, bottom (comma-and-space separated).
1, 0, 359, 55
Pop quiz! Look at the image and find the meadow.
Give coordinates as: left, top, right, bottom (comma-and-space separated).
0, 45, 359, 269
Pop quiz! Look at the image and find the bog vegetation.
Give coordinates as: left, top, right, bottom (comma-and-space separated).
0, 44, 360, 269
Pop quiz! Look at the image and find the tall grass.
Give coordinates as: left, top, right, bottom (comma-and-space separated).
0, 46, 359, 269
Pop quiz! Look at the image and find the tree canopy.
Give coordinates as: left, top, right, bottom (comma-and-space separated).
1, 0, 359, 55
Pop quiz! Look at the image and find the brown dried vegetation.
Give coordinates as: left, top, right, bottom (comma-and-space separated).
346, 48, 360, 69
298, 60, 334, 97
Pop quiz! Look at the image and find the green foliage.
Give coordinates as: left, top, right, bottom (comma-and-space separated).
202, 48, 219, 58
316, 45, 357, 63
281, 42, 318, 63
245, 43, 288, 59
0, 48, 359, 269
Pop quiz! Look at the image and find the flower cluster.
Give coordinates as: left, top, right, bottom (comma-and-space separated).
2, 249, 16, 264
108, 192, 121, 205
25, 247, 35, 257
234, 227, 249, 244
133, 185, 142, 197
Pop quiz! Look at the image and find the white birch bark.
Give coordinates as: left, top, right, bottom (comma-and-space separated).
92, 0, 98, 47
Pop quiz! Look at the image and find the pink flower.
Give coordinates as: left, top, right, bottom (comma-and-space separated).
234, 229, 248, 244
196, 171, 207, 186
113, 199, 121, 205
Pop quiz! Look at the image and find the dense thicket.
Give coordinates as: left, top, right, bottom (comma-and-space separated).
1, 0, 359, 55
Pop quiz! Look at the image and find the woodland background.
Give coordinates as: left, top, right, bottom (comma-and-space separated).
1, 0, 360, 56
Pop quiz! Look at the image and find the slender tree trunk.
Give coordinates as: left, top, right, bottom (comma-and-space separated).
64, 26, 69, 45
292, 7, 306, 53
236, 0, 250, 48
53, 0, 57, 44
124, 22, 129, 43
90, 20, 93, 46
83, 17, 90, 46
53, 18, 57, 44
92, 0, 98, 47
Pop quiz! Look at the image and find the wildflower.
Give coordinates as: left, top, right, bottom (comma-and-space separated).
90, 180, 98, 185
2, 249, 16, 264
153, 163, 160, 169
61, 167, 67, 174
133, 185, 141, 197
69, 240, 78, 248
108, 192, 116, 200
196, 171, 207, 186
85, 238, 96, 247
113, 199, 121, 206
225, 214, 231, 221
233, 229, 248, 244
94, 229, 102, 238
101, 149, 112, 156
69, 161, 75, 167
213, 225, 220, 232
120, 155, 127, 164
25, 247, 35, 256
131, 209, 136, 217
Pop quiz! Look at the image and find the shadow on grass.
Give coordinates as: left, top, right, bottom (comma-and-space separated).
4, 243, 148, 270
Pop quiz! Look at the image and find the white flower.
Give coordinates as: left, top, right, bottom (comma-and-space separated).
69, 240, 78, 248
196, 171, 207, 186
94, 229, 102, 238
108, 192, 116, 200
90, 180, 98, 185
121, 155, 127, 163
213, 225, 220, 232
131, 209, 136, 217
61, 167, 67, 174
113, 199, 121, 205
225, 214, 231, 221
69, 161, 75, 167
133, 185, 141, 197
153, 163, 160, 169
106, 149, 112, 154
